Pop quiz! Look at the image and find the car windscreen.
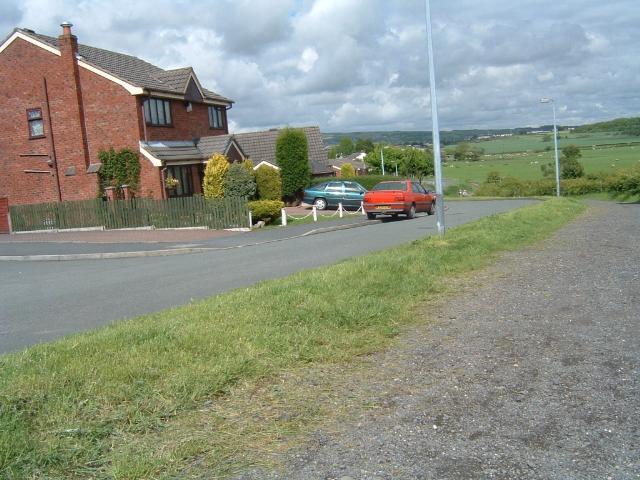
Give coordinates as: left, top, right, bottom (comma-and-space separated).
371, 182, 406, 191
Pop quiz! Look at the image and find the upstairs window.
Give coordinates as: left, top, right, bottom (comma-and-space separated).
208, 106, 224, 129
27, 108, 44, 138
143, 98, 172, 126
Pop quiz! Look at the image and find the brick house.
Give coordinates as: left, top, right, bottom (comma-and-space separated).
0, 23, 333, 206
0, 22, 234, 205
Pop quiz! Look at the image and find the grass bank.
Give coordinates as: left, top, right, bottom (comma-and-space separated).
0, 198, 585, 479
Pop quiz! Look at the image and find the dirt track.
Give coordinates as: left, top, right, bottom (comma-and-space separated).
235, 202, 639, 479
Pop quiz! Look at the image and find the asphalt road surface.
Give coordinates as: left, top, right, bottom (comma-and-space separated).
0, 200, 534, 353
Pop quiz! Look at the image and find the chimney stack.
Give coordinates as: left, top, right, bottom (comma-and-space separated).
60, 21, 73, 37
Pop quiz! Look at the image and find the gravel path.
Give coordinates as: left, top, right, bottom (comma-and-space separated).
235, 202, 639, 479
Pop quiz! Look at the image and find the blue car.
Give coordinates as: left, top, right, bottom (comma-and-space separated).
303, 181, 368, 210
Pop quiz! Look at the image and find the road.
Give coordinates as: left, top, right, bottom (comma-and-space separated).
0, 200, 534, 353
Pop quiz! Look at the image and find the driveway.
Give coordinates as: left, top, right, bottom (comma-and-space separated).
0, 200, 534, 353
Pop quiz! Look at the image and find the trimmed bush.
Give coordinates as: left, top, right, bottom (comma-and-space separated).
249, 200, 284, 222
224, 163, 257, 198
203, 153, 229, 198
276, 128, 310, 199
255, 165, 282, 200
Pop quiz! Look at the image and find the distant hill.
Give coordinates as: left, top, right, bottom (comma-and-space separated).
573, 117, 640, 136
323, 117, 640, 147
322, 127, 557, 147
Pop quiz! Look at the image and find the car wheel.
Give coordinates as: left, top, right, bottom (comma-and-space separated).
406, 204, 416, 219
313, 198, 327, 210
366, 212, 377, 220
427, 201, 435, 215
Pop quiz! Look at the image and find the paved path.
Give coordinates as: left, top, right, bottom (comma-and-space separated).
235, 202, 639, 479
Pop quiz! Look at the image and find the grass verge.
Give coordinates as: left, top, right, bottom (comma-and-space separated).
0, 198, 585, 479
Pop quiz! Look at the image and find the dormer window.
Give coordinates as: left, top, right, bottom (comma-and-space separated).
143, 98, 172, 126
27, 108, 45, 138
208, 106, 224, 129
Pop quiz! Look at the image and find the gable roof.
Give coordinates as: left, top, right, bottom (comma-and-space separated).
233, 127, 331, 175
140, 126, 333, 175
1, 28, 232, 104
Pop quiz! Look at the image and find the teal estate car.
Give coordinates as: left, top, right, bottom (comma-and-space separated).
302, 181, 368, 210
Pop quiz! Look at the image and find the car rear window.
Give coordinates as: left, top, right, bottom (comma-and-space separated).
371, 182, 406, 191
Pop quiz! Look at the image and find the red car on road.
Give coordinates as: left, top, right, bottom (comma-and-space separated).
363, 180, 436, 219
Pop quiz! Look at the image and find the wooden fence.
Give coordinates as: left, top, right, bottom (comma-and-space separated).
9, 196, 249, 232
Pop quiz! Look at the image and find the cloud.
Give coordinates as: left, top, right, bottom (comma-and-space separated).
2, 0, 639, 131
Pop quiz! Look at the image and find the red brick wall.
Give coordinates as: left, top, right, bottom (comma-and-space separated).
78, 69, 163, 199
0, 197, 9, 234
141, 99, 228, 141
0, 33, 230, 205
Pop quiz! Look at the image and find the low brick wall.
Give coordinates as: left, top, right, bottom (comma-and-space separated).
0, 198, 9, 234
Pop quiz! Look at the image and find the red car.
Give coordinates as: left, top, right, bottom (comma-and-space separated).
363, 180, 436, 219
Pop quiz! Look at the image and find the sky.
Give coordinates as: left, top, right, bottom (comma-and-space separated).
2, 0, 639, 133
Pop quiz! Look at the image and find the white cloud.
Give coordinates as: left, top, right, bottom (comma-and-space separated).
297, 47, 319, 73
2, 0, 639, 131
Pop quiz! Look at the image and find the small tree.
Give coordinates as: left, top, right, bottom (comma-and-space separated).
354, 138, 375, 153
255, 165, 282, 200
400, 148, 434, 181
486, 171, 503, 184
276, 128, 310, 200
560, 145, 584, 179
203, 153, 229, 198
224, 163, 257, 198
340, 163, 356, 177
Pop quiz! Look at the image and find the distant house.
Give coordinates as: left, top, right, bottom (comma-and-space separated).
327, 152, 369, 176
0, 23, 233, 205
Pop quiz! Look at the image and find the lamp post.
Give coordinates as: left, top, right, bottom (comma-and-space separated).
380, 146, 385, 176
540, 97, 560, 197
425, 0, 445, 236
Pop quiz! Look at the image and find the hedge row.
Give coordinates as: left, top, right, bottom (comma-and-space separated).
475, 166, 640, 197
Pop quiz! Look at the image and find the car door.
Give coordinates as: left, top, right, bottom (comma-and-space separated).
411, 182, 428, 212
325, 182, 345, 207
343, 182, 365, 208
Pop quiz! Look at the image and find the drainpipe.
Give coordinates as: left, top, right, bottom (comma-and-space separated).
43, 77, 62, 202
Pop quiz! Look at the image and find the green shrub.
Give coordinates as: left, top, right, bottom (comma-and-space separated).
98, 148, 141, 195
249, 200, 284, 222
224, 163, 257, 198
255, 165, 282, 200
606, 166, 640, 197
203, 153, 229, 198
340, 163, 356, 177
486, 171, 502, 184
276, 128, 310, 199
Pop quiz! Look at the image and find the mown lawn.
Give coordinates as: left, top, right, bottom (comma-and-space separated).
0, 198, 585, 479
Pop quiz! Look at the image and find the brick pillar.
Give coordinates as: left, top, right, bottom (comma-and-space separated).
105, 187, 116, 201
121, 185, 133, 200
0, 198, 9, 234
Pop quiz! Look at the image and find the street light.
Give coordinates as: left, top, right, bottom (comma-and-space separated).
425, 0, 445, 236
540, 97, 560, 197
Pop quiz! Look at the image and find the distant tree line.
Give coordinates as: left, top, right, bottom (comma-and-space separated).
573, 117, 640, 136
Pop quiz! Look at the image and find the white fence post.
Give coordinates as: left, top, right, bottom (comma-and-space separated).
248, 210, 253, 229
361, 201, 366, 215
281, 208, 287, 226
312, 206, 317, 222
339, 203, 343, 218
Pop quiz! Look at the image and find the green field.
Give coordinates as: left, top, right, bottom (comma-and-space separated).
472, 131, 640, 155
443, 135, 640, 186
